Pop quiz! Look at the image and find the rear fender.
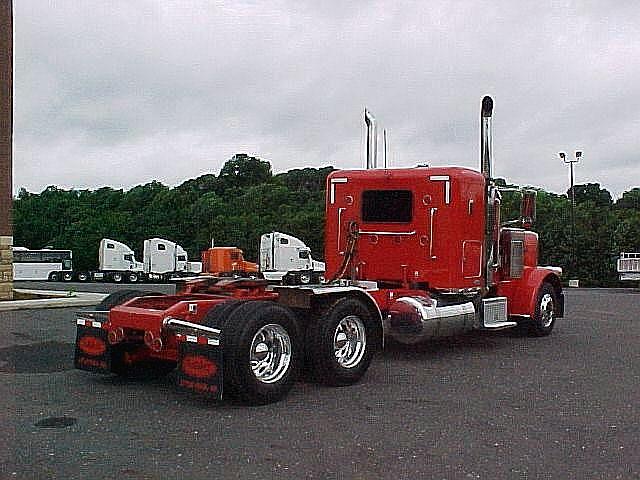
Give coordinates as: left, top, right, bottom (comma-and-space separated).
275, 285, 384, 349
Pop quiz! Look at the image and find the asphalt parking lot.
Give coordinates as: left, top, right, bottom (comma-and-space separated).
0, 289, 638, 479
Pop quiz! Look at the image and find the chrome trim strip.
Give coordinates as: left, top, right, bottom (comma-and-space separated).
429, 175, 451, 204
429, 208, 437, 259
337, 207, 346, 250
358, 230, 416, 236
163, 318, 221, 335
330, 178, 348, 204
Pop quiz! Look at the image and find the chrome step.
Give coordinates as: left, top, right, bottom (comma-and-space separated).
483, 320, 517, 330
482, 296, 516, 329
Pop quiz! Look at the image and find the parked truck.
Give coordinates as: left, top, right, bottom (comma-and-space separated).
200, 246, 259, 277
260, 232, 325, 284
143, 237, 202, 281
71, 238, 202, 283
200, 232, 324, 283
74, 96, 564, 405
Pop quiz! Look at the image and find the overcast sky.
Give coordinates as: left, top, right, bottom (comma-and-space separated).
13, 0, 640, 198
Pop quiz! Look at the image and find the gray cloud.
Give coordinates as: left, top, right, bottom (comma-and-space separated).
13, 0, 640, 197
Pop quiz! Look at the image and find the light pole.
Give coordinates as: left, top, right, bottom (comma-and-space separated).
559, 150, 582, 275
0, 1, 13, 300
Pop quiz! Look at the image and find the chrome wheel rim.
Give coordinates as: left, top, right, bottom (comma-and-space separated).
299, 272, 311, 284
250, 324, 292, 384
333, 315, 366, 368
540, 293, 554, 328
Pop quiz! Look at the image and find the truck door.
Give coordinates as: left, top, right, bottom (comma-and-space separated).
462, 240, 482, 278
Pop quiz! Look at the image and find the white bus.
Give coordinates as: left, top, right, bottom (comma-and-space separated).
12, 247, 74, 281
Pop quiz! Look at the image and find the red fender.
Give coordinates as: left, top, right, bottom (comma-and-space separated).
497, 267, 562, 317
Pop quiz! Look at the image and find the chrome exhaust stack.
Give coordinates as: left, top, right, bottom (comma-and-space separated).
365, 108, 377, 169
481, 96, 498, 290
480, 96, 493, 178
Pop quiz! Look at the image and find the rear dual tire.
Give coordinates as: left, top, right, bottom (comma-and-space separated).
306, 297, 376, 386
96, 289, 161, 311
204, 300, 302, 405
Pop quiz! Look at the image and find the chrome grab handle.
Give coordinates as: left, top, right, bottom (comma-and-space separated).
337, 208, 346, 250
429, 207, 437, 259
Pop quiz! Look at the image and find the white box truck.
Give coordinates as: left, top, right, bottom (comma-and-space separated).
259, 232, 325, 284
143, 238, 202, 281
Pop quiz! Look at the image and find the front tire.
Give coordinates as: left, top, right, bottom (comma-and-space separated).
306, 296, 377, 386
76, 271, 89, 282
220, 301, 302, 405
127, 272, 139, 283
528, 282, 558, 337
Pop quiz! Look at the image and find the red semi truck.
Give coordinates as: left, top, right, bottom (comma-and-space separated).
75, 96, 564, 404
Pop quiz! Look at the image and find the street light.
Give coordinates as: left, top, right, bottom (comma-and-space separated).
559, 150, 582, 275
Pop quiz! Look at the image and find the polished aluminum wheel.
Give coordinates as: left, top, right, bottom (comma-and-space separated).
539, 293, 555, 328
333, 315, 366, 369
250, 324, 292, 384
299, 272, 312, 284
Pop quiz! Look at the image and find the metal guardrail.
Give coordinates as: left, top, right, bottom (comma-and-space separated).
618, 253, 640, 281
617, 253, 640, 273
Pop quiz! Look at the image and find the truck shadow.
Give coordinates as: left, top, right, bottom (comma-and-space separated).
380, 329, 526, 361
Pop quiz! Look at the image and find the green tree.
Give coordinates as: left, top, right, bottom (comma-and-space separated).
616, 188, 640, 210
216, 154, 272, 194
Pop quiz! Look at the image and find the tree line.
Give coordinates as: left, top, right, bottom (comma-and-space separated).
13, 154, 640, 286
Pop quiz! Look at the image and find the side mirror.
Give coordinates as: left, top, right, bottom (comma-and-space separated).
520, 190, 537, 229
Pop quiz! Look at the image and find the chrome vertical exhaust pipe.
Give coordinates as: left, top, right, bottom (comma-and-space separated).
480, 96, 493, 178
365, 108, 377, 169
481, 96, 496, 291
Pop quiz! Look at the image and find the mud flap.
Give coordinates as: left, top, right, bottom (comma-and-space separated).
74, 322, 111, 373
176, 338, 223, 400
